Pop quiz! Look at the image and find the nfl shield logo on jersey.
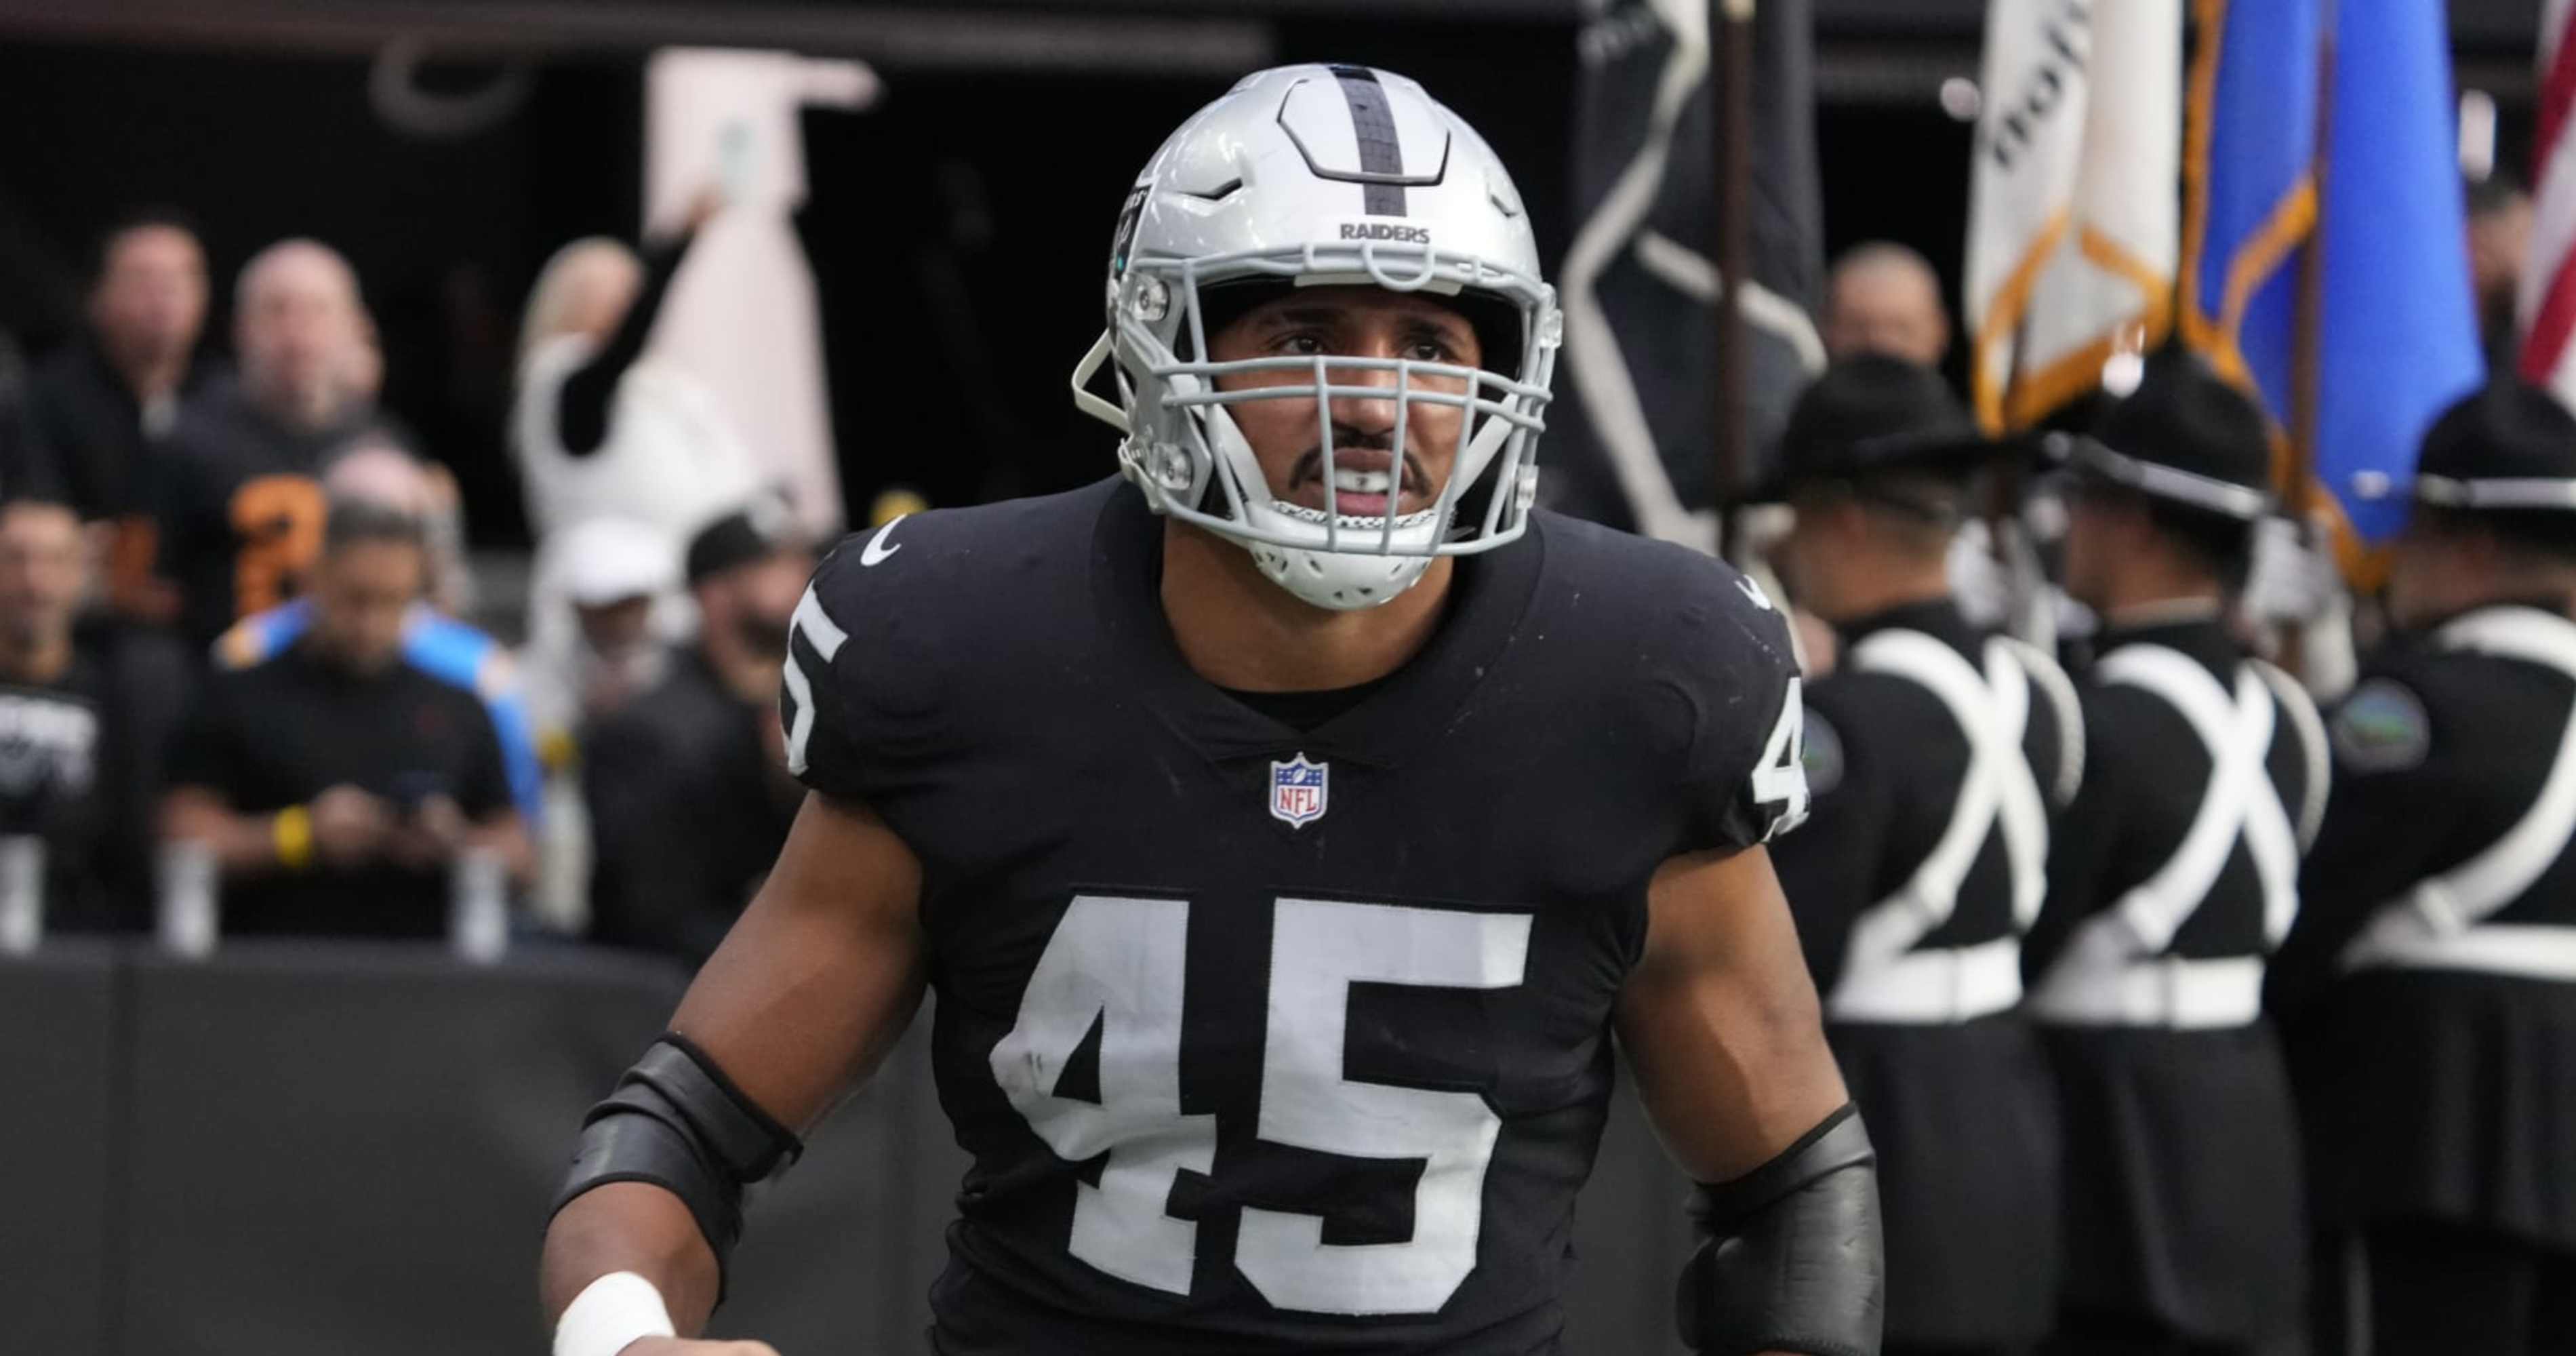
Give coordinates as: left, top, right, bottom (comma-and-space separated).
1270, 754, 1329, 828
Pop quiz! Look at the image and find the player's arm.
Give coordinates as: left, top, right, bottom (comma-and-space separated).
538, 789, 928, 1352
1614, 844, 1883, 1356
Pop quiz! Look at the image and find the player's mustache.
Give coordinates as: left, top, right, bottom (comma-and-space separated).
1289, 432, 1428, 496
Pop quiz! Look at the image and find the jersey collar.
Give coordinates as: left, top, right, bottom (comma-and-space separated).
1091, 483, 1542, 768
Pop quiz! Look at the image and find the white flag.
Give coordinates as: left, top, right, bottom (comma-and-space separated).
1965, 1, 2180, 432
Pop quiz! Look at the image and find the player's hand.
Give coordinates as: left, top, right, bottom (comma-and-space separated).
621, 1340, 782, 1356
308, 784, 395, 868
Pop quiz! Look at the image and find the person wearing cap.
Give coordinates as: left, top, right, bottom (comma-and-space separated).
2269, 377, 2576, 1356
582, 501, 812, 968
2019, 353, 2325, 1356
1761, 353, 2080, 1356
528, 516, 681, 745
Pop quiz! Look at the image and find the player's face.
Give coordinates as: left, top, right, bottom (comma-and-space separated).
1206, 287, 1483, 519
308, 538, 424, 675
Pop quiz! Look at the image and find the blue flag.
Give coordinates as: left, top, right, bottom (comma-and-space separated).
2181, 0, 2318, 422
2184, 0, 2483, 565
2315, 0, 2484, 549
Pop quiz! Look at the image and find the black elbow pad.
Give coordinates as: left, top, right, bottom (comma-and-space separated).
550, 1033, 804, 1292
1677, 1102, 1884, 1356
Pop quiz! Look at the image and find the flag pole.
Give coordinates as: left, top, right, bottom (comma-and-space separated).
1712, 0, 1756, 563
2284, 3, 2336, 675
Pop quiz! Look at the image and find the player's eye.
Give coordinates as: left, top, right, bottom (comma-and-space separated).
1270, 331, 1327, 357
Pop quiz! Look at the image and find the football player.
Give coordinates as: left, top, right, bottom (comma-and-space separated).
539, 65, 1880, 1356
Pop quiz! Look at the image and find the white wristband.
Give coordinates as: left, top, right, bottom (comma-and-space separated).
554, 1271, 677, 1356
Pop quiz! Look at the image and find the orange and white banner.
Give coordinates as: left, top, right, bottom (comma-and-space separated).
1965, 0, 2181, 432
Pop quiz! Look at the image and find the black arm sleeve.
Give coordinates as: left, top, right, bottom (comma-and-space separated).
555, 228, 697, 458
1678, 1103, 1884, 1356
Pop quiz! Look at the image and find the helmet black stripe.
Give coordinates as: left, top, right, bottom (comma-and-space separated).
1329, 64, 1407, 217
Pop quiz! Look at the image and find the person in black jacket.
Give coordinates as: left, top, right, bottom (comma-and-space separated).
17, 212, 214, 525
1763, 355, 2078, 1356
582, 500, 810, 968
2023, 355, 2325, 1356
2272, 379, 2576, 1356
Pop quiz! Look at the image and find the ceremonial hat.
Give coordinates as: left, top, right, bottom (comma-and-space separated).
1748, 355, 1999, 502
2360, 378, 2576, 513
2056, 350, 2274, 520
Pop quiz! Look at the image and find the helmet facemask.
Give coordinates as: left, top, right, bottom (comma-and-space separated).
1075, 238, 1560, 611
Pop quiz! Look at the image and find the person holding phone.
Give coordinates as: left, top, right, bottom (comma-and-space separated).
160, 496, 530, 939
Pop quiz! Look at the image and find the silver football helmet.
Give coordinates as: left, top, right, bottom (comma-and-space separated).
1071, 64, 1562, 610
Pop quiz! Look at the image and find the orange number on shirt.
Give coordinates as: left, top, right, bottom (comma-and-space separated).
228, 474, 327, 618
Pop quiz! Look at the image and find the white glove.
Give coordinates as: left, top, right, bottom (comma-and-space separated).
2242, 515, 2343, 626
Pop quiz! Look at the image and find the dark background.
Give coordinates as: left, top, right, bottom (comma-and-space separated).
0, 0, 2542, 546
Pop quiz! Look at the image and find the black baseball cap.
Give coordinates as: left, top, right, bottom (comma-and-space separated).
685, 496, 803, 586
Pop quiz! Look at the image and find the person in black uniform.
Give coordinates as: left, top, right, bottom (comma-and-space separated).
159, 498, 529, 938
538, 65, 1884, 1356
2270, 378, 2576, 1356
2020, 355, 2325, 1356
1762, 355, 2078, 1356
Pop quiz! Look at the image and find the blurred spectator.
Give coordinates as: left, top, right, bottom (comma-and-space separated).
315, 435, 475, 618
160, 499, 528, 940
0, 497, 184, 931
528, 515, 677, 747
142, 238, 406, 648
513, 197, 764, 706
584, 501, 808, 968
2468, 175, 2533, 372
216, 444, 542, 827
18, 212, 214, 523
1822, 241, 1952, 370
512, 193, 760, 547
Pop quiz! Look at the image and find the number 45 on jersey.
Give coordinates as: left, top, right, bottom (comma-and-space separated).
990, 894, 1531, 1317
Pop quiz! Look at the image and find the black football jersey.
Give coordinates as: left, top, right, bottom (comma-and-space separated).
782, 479, 1805, 1355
